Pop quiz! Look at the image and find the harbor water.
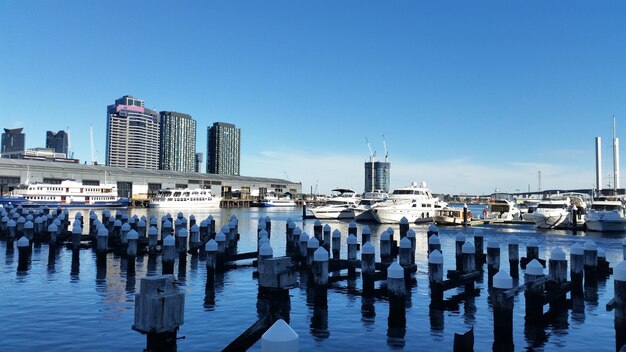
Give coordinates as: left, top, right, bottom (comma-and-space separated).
0, 205, 624, 351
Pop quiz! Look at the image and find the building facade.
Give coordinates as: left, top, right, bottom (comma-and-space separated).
364, 161, 391, 193
1, 128, 25, 156
106, 95, 160, 170
159, 111, 196, 172
46, 130, 68, 155
206, 122, 240, 175
195, 152, 203, 173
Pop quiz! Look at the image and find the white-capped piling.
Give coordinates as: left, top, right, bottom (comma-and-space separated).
71, 223, 82, 250
487, 239, 500, 282
307, 236, 320, 267
112, 219, 122, 244
347, 234, 358, 276
508, 238, 520, 278
97, 226, 109, 253
189, 224, 200, 253
492, 270, 514, 350
215, 231, 227, 268
176, 228, 188, 254
128, 229, 139, 258
174, 219, 183, 238
399, 237, 413, 271
526, 238, 539, 265
598, 247, 609, 274
406, 229, 416, 264
362, 225, 371, 245
1, 215, 9, 237
261, 319, 299, 352
331, 229, 341, 259
17, 236, 30, 271
380, 230, 392, 264
137, 219, 146, 241
399, 217, 409, 239
181, 216, 188, 232
524, 259, 545, 321
205, 239, 218, 285
323, 224, 331, 252
298, 231, 309, 262
259, 229, 269, 249
229, 219, 238, 246
148, 226, 158, 254
584, 240, 598, 284
292, 227, 302, 257
121, 223, 131, 248
162, 235, 176, 275
258, 242, 274, 275
455, 233, 466, 272
462, 241, 476, 275
128, 215, 136, 232
427, 223, 439, 237
348, 220, 357, 238
313, 247, 329, 287
221, 224, 233, 250
474, 230, 484, 263
613, 261, 626, 351
549, 247, 567, 284
7, 219, 16, 241
207, 215, 216, 239
16, 216, 25, 237
428, 235, 441, 255
34, 216, 43, 242
361, 241, 376, 277
161, 220, 172, 242
428, 250, 444, 286
387, 261, 406, 301
48, 223, 59, 247
286, 220, 296, 253
199, 220, 209, 244
23, 220, 34, 244
312, 219, 322, 243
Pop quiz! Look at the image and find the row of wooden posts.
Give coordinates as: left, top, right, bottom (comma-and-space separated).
4, 204, 626, 351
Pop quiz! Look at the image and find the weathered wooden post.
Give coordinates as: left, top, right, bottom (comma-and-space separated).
455, 233, 466, 272
570, 242, 584, 295
205, 239, 218, 288
492, 270, 514, 352
189, 224, 200, 254
622, 238, 626, 261
199, 220, 209, 246
17, 235, 30, 271
399, 217, 409, 239
307, 236, 320, 267
23, 220, 34, 248
613, 260, 626, 351
137, 219, 146, 241
387, 260, 407, 345
313, 220, 322, 243
312, 247, 329, 305
7, 219, 16, 242
428, 249, 444, 305
120, 223, 131, 252
1, 215, 9, 238
16, 216, 25, 238
146, 226, 157, 255
474, 230, 484, 265
598, 247, 610, 275
331, 229, 341, 260
228, 219, 238, 248
508, 238, 519, 278
133, 275, 184, 352
524, 259, 545, 322
96, 226, 109, 267
427, 223, 439, 237
258, 242, 274, 275
428, 235, 441, 255
323, 224, 331, 252
71, 222, 82, 250
524, 238, 539, 269
127, 229, 138, 276
381, 230, 392, 265
261, 319, 299, 352
584, 239, 598, 286
406, 229, 416, 264
362, 242, 376, 293
298, 231, 309, 265
176, 228, 188, 263
161, 220, 172, 242
361, 225, 371, 245
487, 239, 500, 285
347, 234, 358, 276
399, 237, 413, 278
207, 215, 216, 239
548, 247, 567, 309
292, 227, 302, 258
162, 235, 176, 275
286, 220, 296, 255
215, 231, 226, 269
462, 241, 476, 293
174, 218, 183, 238
189, 214, 196, 230
48, 222, 59, 247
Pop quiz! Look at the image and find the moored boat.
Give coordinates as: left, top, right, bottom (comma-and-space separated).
584, 197, 626, 232
370, 181, 446, 224
308, 188, 359, 220
149, 188, 222, 209
433, 206, 472, 226
353, 190, 389, 222
252, 193, 297, 207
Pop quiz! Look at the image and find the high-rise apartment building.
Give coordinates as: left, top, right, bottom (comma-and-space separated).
195, 152, 203, 173
159, 111, 196, 172
46, 130, 68, 155
364, 161, 391, 193
1, 128, 25, 155
206, 122, 240, 175
106, 95, 160, 169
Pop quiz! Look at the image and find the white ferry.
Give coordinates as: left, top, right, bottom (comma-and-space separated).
252, 193, 297, 207
0, 179, 129, 208
149, 188, 222, 209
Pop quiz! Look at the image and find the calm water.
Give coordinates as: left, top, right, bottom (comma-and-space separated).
0, 205, 624, 351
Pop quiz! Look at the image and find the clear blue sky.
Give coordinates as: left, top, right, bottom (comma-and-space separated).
1, 1, 625, 195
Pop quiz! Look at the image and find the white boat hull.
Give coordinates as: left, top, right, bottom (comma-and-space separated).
532, 211, 571, 229
585, 219, 626, 232
309, 207, 355, 220
371, 207, 434, 224
149, 200, 221, 208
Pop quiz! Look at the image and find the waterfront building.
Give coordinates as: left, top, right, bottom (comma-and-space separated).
364, 161, 391, 193
45, 130, 68, 155
159, 111, 196, 172
206, 122, 240, 175
1, 128, 25, 156
106, 95, 160, 170
195, 152, 203, 173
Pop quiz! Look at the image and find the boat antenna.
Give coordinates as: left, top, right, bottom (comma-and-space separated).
613, 115, 620, 192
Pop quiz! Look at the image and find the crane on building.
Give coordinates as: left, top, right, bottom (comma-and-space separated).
382, 134, 388, 162
365, 137, 376, 162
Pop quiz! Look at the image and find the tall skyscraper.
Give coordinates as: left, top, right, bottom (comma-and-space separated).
159, 111, 196, 172
106, 95, 160, 169
364, 161, 391, 193
195, 152, 203, 173
1, 128, 25, 155
206, 122, 240, 175
46, 130, 68, 155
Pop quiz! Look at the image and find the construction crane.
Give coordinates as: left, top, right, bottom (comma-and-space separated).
382, 135, 388, 162
365, 137, 376, 162
66, 126, 74, 159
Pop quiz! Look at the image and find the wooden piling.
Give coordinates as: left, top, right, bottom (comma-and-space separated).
176, 228, 188, 255
474, 230, 484, 264
570, 242, 584, 294
148, 226, 158, 254
399, 237, 413, 273
455, 233, 466, 272
72, 223, 82, 250
292, 227, 302, 258
613, 260, 626, 351
298, 232, 309, 263
492, 270, 514, 351
508, 238, 519, 278
524, 259, 545, 322
428, 250, 444, 305
313, 247, 329, 305
7, 219, 16, 241
331, 229, 341, 260
17, 236, 30, 271
387, 261, 406, 302
307, 236, 320, 267
323, 224, 331, 252
206, 239, 218, 285
487, 239, 500, 284
215, 231, 226, 269
427, 223, 439, 238
406, 229, 416, 264
162, 235, 176, 275
524, 239, 539, 268
347, 234, 358, 276
381, 230, 392, 264
399, 217, 409, 238
428, 235, 441, 255
361, 225, 371, 246
313, 220, 322, 243
258, 242, 274, 275
261, 319, 299, 352
462, 241, 476, 293
584, 240, 598, 285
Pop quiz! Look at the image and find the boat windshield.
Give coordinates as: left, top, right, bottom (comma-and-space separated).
592, 204, 623, 211
539, 203, 568, 209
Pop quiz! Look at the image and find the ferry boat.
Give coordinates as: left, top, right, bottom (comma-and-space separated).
308, 188, 360, 220
370, 181, 446, 224
149, 188, 222, 209
0, 180, 129, 208
252, 193, 297, 207
584, 197, 626, 232
433, 206, 472, 226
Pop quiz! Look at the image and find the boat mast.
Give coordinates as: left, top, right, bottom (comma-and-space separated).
614, 115, 620, 193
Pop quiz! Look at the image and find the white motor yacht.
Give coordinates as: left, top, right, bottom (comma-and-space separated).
532, 193, 588, 229
354, 190, 389, 222
370, 181, 446, 224
483, 199, 521, 221
585, 197, 626, 232
149, 188, 222, 209
308, 188, 360, 220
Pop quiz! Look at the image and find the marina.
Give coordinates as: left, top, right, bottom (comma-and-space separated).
1, 205, 626, 351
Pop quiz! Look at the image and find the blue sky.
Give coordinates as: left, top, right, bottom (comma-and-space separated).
1, 1, 625, 195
